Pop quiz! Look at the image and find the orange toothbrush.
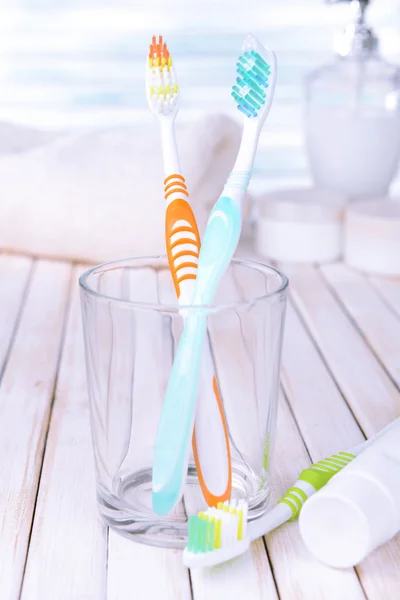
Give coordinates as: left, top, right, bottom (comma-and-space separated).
146, 36, 231, 511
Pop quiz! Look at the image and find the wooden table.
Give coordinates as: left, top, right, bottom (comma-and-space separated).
1, 251, 400, 600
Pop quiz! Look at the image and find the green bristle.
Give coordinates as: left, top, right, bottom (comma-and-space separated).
232, 85, 261, 109
187, 516, 196, 552
250, 62, 269, 82
250, 49, 270, 65
237, 63, 260, 87
237, 55, 250, 70
232, 90, 244, 105
207, 521, 215, 551
188, 516, 199, 553
249, 50, 271, 73
236, 77, 266, 99
200, 520, 208, 552
187, 513, 219, 554
239, 55, 269, 82
236, 70, 264, 98
249, 88, 265, 105
215, 518, 222, 549
235, 79, 265, 104
243, 93, 261, 110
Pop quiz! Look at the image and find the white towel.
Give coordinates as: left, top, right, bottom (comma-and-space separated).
0, 113, 246, 264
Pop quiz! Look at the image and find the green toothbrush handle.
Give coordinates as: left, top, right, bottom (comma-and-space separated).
278, 451, 356, 520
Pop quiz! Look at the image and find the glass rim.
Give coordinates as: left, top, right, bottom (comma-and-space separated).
79, 255, 289, 312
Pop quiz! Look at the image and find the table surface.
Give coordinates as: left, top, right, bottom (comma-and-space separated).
1, 249, 400, 600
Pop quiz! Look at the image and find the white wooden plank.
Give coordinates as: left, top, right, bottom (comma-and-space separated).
21, 266, 107, 600
281, 302, 365, 457
289, 265, 400, 437
280, 300, 400, 599
190, 538, 279, 600
265, 393, 365, 600
0, 259, 71, 600
369, 276, 400, 319
0, 254, 32, 367
108, 535, 192, 600
107, 264, 191, 600
357, 536, 400, 600
321, 263, 400, 387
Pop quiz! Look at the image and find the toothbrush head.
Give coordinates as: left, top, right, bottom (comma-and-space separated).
146, 35, 179, 117
183, 500, 250, 568
232, 33, 277, 122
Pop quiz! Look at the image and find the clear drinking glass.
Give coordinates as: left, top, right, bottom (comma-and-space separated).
79, 256, 288, 547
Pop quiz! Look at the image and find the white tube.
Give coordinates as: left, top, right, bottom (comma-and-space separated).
299, 419, 400, 568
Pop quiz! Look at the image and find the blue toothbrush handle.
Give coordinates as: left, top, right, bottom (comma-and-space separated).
152, 314, 207, 515
193, 195, 243, 305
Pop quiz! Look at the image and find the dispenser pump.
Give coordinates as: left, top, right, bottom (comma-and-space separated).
334, 0, 378, 57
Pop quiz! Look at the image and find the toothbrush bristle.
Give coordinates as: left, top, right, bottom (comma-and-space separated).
148, 34, 170, 68
186, 500, 248, 554
146, 35, 178, 114
232, 35, 272, 118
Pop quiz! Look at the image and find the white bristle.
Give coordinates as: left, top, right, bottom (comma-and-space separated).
146, 62, 179, 116
221, 513, 234, 548
242, 33, 258, 53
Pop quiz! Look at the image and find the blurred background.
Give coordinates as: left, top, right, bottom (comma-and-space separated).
0, 0, 399, 196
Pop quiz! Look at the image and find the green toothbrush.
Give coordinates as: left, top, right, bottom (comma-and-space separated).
183, 418, 399, 568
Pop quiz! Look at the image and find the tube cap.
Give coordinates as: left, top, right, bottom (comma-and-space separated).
299, 472, 397, 568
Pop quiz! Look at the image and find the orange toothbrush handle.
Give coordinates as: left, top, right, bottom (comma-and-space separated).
165, 174, 200, 298
192, 376, 232, 506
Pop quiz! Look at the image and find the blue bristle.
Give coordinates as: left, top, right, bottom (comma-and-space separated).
254, 74, 266, 87
232, 47, 271, 118
237, 104, 252, 117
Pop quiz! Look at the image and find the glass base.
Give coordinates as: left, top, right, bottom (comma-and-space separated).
97, 462, 271, 548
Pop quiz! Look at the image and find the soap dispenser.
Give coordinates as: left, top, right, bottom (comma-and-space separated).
304, 0, 400, 198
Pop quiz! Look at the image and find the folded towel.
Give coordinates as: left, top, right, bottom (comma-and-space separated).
0, 113, 245, 264
0, 122, 60, 155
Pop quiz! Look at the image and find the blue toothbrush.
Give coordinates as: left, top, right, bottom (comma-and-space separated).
152, 34, 277, 515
